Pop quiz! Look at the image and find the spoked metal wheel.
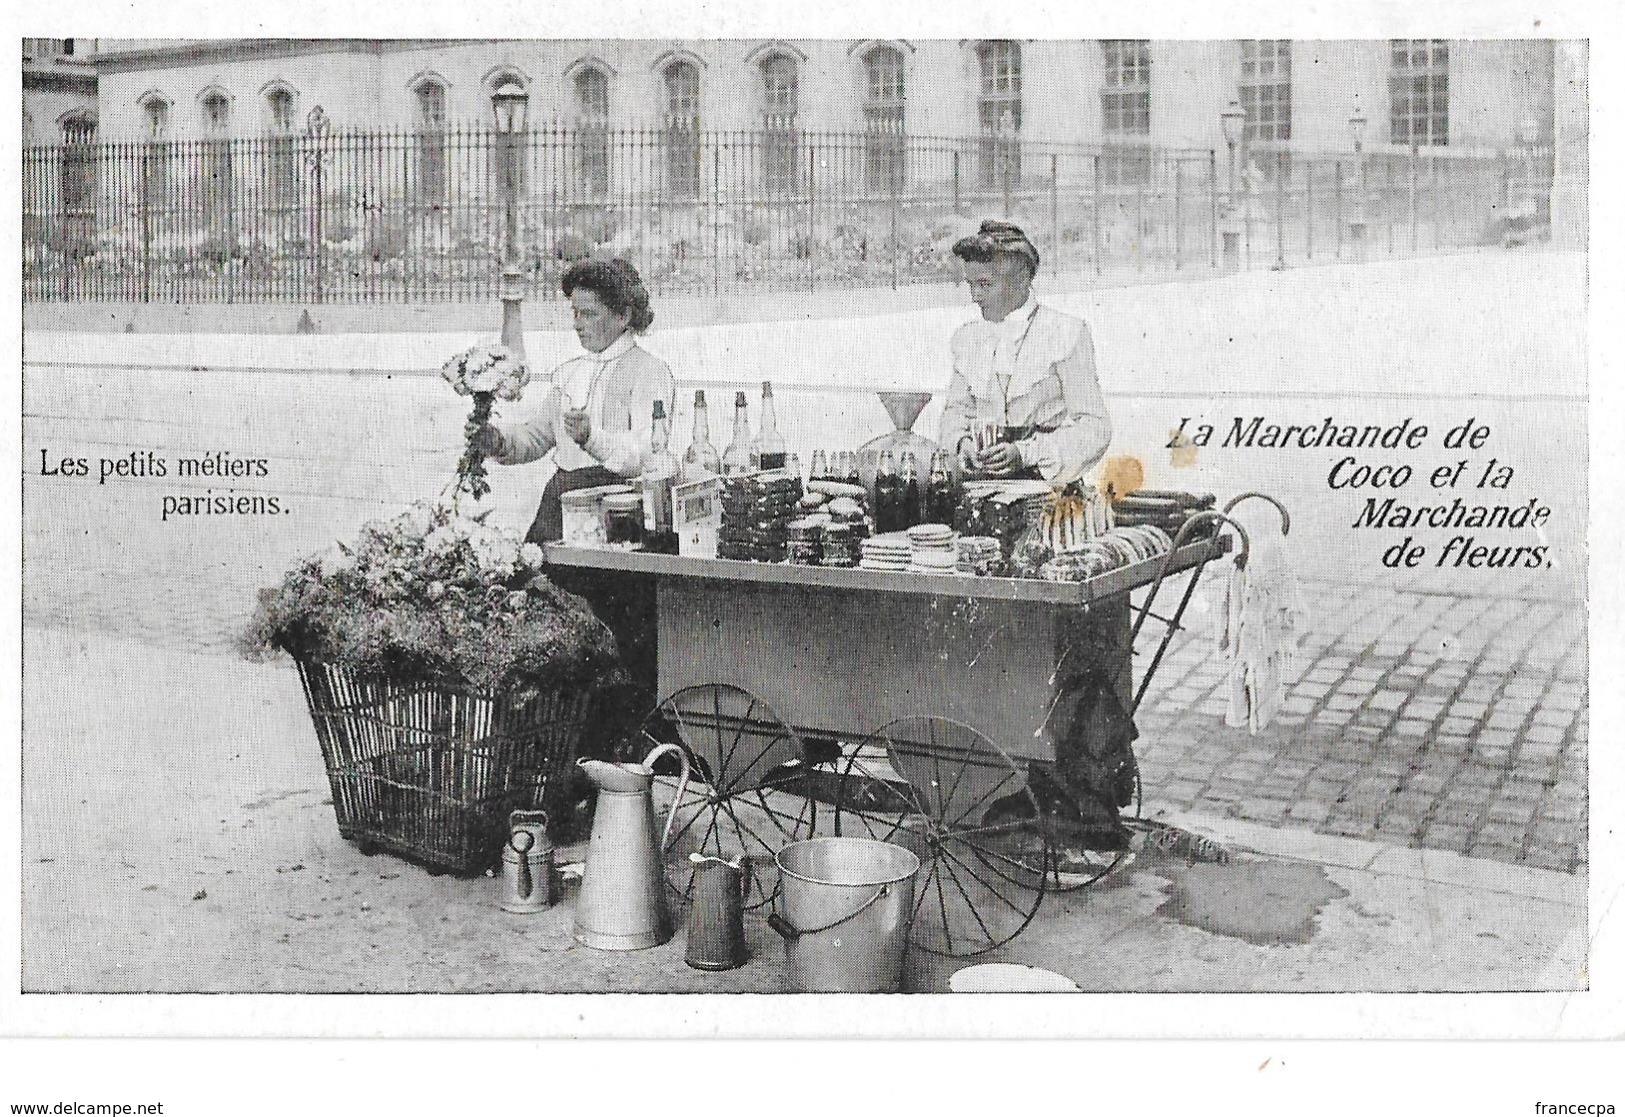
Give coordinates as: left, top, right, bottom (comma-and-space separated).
832, 717, 1047, 957
634, 684, 816, 911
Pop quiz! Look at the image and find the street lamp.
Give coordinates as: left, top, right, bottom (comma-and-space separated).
491, 80, 530, 359
1348, 101, 1370, 259
1218, 100, 1246, 272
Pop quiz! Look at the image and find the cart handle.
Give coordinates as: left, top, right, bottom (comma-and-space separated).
767, 885, 891, 941
1223, 491, 1291, 537
1128, 509, 1253, 652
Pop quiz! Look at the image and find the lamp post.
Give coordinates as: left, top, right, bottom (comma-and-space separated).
1218, 100, 1246, 272
492, 80, 530, 360
1348, 101, 1369, 260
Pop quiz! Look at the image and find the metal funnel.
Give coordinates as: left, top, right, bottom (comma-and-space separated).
878, 391, 933, 433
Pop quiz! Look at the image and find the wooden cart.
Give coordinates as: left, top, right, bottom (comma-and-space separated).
546, 519, 1245, 957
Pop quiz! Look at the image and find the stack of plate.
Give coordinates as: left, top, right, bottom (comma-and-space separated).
955, 535, 1003, 576
858, 533, 913, 572
906, 523, 957, 575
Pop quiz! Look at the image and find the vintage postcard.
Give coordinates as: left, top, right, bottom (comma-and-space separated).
6, 0, 1621, 1086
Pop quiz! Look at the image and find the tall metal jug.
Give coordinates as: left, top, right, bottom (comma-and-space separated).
572, 743, 692, 951
685, 854, 748, 971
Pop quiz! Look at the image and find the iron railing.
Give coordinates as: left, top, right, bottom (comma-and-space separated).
22, 125, 1553, 303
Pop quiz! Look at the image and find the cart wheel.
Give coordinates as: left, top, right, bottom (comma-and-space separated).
832, 717, 1047, 957
635, 684, 816, 911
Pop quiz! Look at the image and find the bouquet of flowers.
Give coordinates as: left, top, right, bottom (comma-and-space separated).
442, 341, 530, 501
244, 499, 619, 693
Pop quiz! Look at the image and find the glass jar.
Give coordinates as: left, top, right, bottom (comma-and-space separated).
603, 493, 645, 548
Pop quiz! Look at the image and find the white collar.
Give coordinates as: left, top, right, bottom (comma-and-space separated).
985, 296, 1038, 339
584, 332, 636, 364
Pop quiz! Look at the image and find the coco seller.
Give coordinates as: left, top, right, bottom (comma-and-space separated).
469, 256, 674, 715
939, 220, 1112, 484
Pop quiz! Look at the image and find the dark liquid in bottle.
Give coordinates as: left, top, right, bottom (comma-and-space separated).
927, 477, 956, 526
901, 477, 921, 530
874, 474, 905, 534
757, 452, 788, 471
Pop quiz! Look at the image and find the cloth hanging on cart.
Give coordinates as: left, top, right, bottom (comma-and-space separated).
1216, 537, 1310, 733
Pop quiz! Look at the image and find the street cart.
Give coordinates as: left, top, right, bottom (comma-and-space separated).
545, 503, 1261, 957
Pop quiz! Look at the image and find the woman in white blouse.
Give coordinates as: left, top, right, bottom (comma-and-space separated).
939, 221, 1112, 485
470, 257, 674, 720
472, 257, 676, 544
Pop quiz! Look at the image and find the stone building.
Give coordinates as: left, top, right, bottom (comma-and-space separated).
22, 38, 99, 146
86, 38, 1557, 156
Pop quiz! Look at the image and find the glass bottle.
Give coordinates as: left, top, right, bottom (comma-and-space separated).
839, 450, 862, 489
722, 391, 753, 475
680, 388, 722, 483
926, 449, 957, 526
752, 380, 787, 471
809, 449, 830, 484
641, 399, 678, 546
900, 451, 922, 531
874, 450, 904, 535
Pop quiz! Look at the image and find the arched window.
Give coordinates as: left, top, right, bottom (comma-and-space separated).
662, 60, 701, 198
261, 83, 300, 209
759, 53, 800, 194
137, 94, 172, 200
573, 66, 610, 198
411, 77, 449, 209
199, 90, 234, 228
975, 40, 1022, 189
863, 45, 907, 193
59, 113, 97, 242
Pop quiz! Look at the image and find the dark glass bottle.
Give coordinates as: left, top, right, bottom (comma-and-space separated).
926, 450, 957, 526
899, 451, 921, 530
874, 450, 904, 535
839, 450, 862, 489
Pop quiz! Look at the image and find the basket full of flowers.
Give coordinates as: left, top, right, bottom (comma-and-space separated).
245, 343, 620, 875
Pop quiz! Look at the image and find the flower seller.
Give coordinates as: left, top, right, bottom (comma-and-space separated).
469, 257, 674, 731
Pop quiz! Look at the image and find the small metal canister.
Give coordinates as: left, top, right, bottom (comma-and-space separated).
499, 810, 556, 914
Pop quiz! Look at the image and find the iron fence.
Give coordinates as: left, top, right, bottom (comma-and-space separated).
22, 125, 1552, 304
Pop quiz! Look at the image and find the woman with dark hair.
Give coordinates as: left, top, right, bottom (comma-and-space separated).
470, 257, 674, 719
940, 219, 1112, 484
472, 257, 675, 543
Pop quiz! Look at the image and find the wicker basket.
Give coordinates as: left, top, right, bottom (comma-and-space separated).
294, 656, 596, 875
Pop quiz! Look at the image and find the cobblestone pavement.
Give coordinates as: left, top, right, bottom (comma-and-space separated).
1134, 581, 1589, 874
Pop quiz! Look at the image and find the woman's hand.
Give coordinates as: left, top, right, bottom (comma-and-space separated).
465, 420, 505, 459
563, 407, 593, 446
977, 443, 1024, 477
956, 436, 979, 475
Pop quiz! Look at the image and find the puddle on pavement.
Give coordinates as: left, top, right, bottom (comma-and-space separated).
1153, 859, 1349, 946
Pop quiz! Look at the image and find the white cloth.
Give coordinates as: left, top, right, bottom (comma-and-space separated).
1216, 538, 1310, 734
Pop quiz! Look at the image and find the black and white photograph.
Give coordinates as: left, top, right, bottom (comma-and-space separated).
6, 0, 1623, 1103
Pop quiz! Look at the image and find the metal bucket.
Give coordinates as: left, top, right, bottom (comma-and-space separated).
767, 838, 920, 993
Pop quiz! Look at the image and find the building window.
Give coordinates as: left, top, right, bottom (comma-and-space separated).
138, 95, 171, 201
60, 115, 96, 216
976, 40, 1022, 190
1101, 39, 1151, 135
662, 60, 701, 198
201, 91, 234, 228
1389, 38, 1448, 147
863, 45, 907, 194
413, 79, 448, 208
1100, 40, 1152, 188
264, 85, 300, 209
760, 54, 800, 195
574, 67, 610, 198
1239, 40, 1291, 142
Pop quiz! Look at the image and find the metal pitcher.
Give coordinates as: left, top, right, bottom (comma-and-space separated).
684, 854, 748, 971
499, 810, 556, 914
572, 743, 692, 951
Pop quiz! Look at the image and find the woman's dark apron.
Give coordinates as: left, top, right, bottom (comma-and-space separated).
528, 464, 659, 751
